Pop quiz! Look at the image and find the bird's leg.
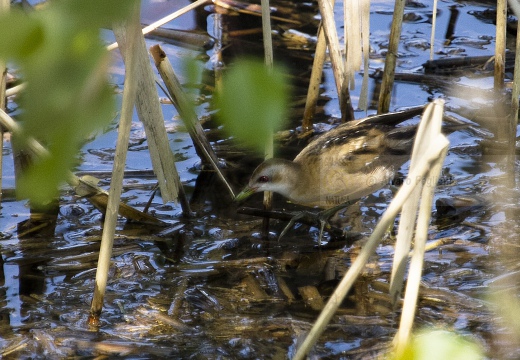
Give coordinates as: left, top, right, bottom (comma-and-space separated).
315, 200, 354, 243
278, 200, 354, 242
278, 210, 315, 240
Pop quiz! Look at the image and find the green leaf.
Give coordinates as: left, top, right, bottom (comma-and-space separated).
52, 0, 137, 28
0, 10, 44, 59
397, 330, 483, 360
0, 0, 137, 207
214, 58, 290, 153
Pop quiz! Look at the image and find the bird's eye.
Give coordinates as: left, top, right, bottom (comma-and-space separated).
257, 175, 269, 183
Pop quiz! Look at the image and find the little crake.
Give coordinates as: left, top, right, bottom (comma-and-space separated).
236, 108, 437, 209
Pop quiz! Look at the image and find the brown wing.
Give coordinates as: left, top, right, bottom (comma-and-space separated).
292, 123, 417, 207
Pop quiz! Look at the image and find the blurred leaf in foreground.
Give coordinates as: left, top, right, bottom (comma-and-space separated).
213, 58, 290, 154
0, 0, 136, 206
397, 329, 483, 360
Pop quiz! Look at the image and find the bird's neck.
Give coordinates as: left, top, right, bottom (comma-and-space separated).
279, 160, 313, 201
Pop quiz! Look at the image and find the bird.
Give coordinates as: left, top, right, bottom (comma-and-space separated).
235, 106, 464, 238
235, 107, 428, 209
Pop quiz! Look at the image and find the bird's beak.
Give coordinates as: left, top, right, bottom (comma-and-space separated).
234, 186, 256, 202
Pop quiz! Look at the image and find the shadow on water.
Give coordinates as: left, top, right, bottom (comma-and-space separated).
1, 0, 520, 358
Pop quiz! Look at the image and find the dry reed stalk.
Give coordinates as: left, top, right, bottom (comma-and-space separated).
293, 100, 449, 359
392, 102, 448, 356
510, 0, 520, 157
317, 0, 354, 121
344, 0, 361, 90
429, 0, 438, 61
358, 0, 370, 111
389, 101, 444, 305
302, 21, 328, 130
212, 10, 224, 94
261, 0, 274, 235
113, 18, 181, 205
495, 0, 507, 90
513, 22, 520, 124
5, 83, 24, 97
377, 0, 406, 114
149, 44, 234, 200
89, 2, 141, 326
302, 0, 335, 130
494, 0, 514, 187
0, 0, 8, 207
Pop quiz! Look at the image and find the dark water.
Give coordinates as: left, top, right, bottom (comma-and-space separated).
1, 0, 520, 358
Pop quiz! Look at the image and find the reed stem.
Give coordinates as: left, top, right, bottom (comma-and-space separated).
150, 44, 233, 202
377, 0, 406, 114
0, 0, 8, 209
261, 0, 274, 236
89, 1, 140, 326
494, 0, 507, 91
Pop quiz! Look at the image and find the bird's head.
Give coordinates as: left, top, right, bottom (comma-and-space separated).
235, 158, 299, 202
